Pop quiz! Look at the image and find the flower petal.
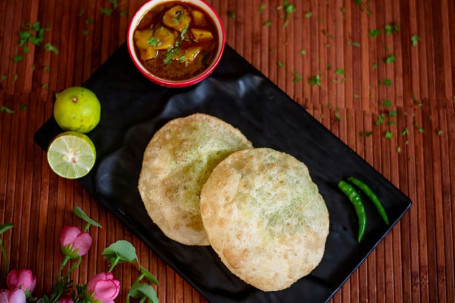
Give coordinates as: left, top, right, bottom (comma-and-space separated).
92, 280, 120, 301
73, 233, 92, 256
60, 226, 82, 246
6, 269, 19, 289
9, 289, 26, 303
16, 270, 35, 293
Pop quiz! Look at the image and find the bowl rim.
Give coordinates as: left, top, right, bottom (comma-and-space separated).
127, 0, 226, 88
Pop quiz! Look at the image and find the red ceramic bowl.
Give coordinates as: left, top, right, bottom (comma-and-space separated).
127, 0, 225, 88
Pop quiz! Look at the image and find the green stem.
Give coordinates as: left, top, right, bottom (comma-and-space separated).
0, 239, 7, 278
139, 296, 147, 303
84, 223, 91, 232
108, 256, 121, 273
58, 256, 71, 277
135, 273, 146, 284
126, 294, 131, 303
68, 256, 81, 275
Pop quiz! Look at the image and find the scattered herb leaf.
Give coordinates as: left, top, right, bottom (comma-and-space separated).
382, 99, 392, 107
360, 131, 373, 137
334, 68, 345, 75
44, 43, 59, 55
228, 10, 236, 19
299, 49, 306, 55
437, 129, 443, 136
83, 30, 90, 36
335, 113, 341, 120
308, 74, 321, 86
120, 10, 127, 17
0, 106, 14, 114
305, 11, 313, 19
383, 78, 392, 86
163, 48, 179, 64
282, 1, 296, 28
1, 75, 7, 81
86, 18, 94, 25
263, 20, 271, 27
411, 34, 421, 46
369, 29, 381, 37
109, 0, 119, 9
385, 131, 394, 139
372, 63, 378, 69
347, 41, 360, 47
277, 61, 284, 67
385, 54, 395, 64
258, 4, 266, 14
14, 55, 23, 62
375, 113, 385, 125
293, 71, 302, 83
385, 23, 400, 35
397, 147, 401, 153
41, 83, 49, 90
100, 8, 114, 15
388, 111, 397, 117
401, 128, 409, 136
19, 105, 28, 110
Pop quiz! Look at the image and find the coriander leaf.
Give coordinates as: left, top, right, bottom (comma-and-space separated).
293, 71, 302, 83
401, 128, 409, 136
128, 283, 159, 303
109, 0, 119, 9
277, 61, 284, 67
228, 10, 236, 18
383, 99, 392, 107
41, 83, 49, 90
385, 54, 395, 64
163, 47, 179, 64
19, 105, 27, 110
397, 146, 402, 153
385, 131, 394, 139
354, 94, 360, 99
375, 113, 385, 125
86, 18, 94, 24
369, 29, 381, 37
43, 66, 50, 72
360, 131, 373, 137
14, 55, 23, 62
120, 10, 127, 17
263, 20, 271, 27
74, 206, 102, 228
300, 49, 306, 55
102, 240, 137, 264
180, 24, 189, 41
385, 23, 400, 35
383, 78, 392, 86
282, 1, 295, 28
437, 129, 443, 135
334, 68, 345, 74
258, 4, 266, 14
372, 63, 378, 69
1, 75, 7, 81
100, 7, 114, 15
0, 106, 14, 114
347, 41, 360, 47
308, 74, 321, 86
148, 36, 159, 46
327, 64, 331, 70
83, 30, 90, 36
14, 74, 17, 81
44, 43, 59, 55
411, 34, 420, 46
335, 113, 341, 120
305, 11, 312, 18
388, 111, 397, 117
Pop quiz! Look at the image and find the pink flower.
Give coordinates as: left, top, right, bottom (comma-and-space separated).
0, 289, 26, 303
58, 294, 73, 303
87, 273, 120, 303
60, 225, 92, 258
6, 269, 36, 298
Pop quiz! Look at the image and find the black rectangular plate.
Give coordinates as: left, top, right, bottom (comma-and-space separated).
34, 44, 411, 303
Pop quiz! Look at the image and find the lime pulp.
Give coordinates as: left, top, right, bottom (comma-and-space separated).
47, 131, 96, 179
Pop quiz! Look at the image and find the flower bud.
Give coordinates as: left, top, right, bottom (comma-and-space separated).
6, 269, 36, 298
86, 273, 120, 303
0, 289, 26, 303
60, 225, 92, 258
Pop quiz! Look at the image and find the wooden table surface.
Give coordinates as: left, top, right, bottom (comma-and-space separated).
1, 0, 454, 302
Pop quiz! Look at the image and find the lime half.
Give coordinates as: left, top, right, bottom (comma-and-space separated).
47, 131, 96, 179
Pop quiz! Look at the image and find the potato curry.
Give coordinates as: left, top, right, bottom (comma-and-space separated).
134, 2, 219, 81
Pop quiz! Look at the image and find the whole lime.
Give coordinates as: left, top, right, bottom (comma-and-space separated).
54, 87, 101, 133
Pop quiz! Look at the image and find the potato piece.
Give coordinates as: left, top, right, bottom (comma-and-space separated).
190, 28, 214, 42
139, 47, 158, 61
134, 29, 154, 50
191, 10, 207, 27
180, 47, 202, 63
163, 5, 192, 32
154, 27, 175, 50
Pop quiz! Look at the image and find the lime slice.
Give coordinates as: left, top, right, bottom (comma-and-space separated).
47, 131, 96, 179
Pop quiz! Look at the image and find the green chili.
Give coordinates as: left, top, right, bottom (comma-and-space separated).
348, 177, 389, 225
338, 181, 367, 242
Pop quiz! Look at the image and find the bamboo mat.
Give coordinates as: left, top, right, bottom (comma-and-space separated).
0, 0, 454, 302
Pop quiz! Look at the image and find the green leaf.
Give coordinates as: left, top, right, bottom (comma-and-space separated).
308, 74, 321, 86
293, 71, 302, 83
347, 41, 360, 47
163, 47, 179, 64
41, 83, 49, 90
335, 113, 341, 120
299, 49, 306, 55
140, 264, 159, 285
385, 23, 400, 35
100, 7, 114, 15
401, 128, 409, 136
334, 68, 345, 75
120, 10, 127, 17
0, 106, 14, 114
258, 4, 266, 14
44, 43, 59, 55
86, 18, 94, 25
0, 223, 13, 235
305, 11, 312, 18
383, 99, 392, 107
83, 30, 90, 36
228, 10, 236, 18
385, 54, 395, 64
102, 240, 137, 264
128, 282, 159, 303
437, 129, 443, 136
1, 75, 7, 81
388, 111, 397, 117
277, 61, 284, 67
109, 0, 119, 9
14, 55, 23, 62
369, 29, 381, 37
360, 131, 373, 137
372, 63, 378, 69
385, 131, 394, 139
411, 34, 420, 46
19, 105, 28, 110
383, 78, 392, 86
263, 20, 271, 27
148, 36, 159, 46
397, 146, 401, 153
375, 113, 385, 125
74, 206, 102, 228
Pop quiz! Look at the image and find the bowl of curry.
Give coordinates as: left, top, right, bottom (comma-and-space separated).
127, 0, 225, 88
